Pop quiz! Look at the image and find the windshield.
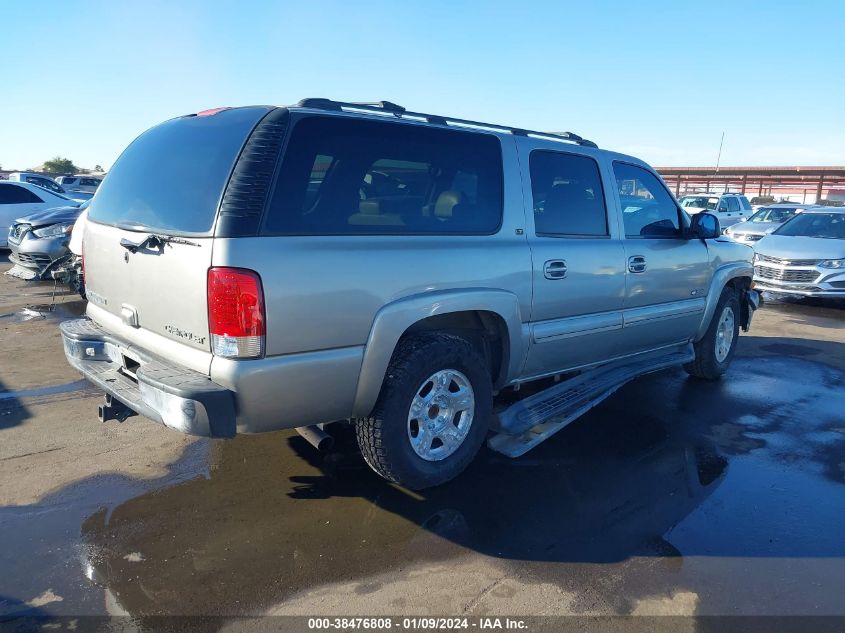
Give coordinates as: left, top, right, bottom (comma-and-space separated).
749, 207, 799, 223
679, 196, 718, 210
27, 177, 65, 194
775, 213, 845, 239
31, 184, 72, 201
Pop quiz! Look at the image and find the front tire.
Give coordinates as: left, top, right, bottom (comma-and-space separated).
684, 287, 740, 380
355, 332, 492, 490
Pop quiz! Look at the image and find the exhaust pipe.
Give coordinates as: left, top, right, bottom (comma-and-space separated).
296, 425, 334, 452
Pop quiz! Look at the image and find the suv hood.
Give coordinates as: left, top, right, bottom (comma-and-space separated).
15, 205, 83, 227
755, 234, 845, 260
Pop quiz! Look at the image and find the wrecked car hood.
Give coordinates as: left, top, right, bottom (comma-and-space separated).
15, 205, 83, 228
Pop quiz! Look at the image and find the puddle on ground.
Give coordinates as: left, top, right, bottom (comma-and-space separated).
1, 356, 844, 620
0, 380, 95, 401
0, 301, 86, 323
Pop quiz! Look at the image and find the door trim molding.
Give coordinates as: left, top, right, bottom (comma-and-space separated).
623, 298, 706, 327
532, 311, 623, 343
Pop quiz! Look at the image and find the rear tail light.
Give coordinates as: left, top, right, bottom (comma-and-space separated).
207, 267, 265, 359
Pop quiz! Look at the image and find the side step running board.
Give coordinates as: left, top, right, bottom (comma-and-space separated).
487, 345, 694, 458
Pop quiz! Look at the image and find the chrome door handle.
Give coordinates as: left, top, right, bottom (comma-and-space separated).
628, 255, 647, 273
543, 259, 567, 279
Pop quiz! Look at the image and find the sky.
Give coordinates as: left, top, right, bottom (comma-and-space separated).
1, 0, 843, 171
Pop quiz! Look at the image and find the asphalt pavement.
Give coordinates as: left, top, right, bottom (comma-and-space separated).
1, 254, 844, 627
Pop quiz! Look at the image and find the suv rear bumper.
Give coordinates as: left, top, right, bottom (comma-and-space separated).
60, 318, 236, 437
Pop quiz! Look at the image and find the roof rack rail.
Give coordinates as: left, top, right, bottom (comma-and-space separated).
293, 98, 598, 149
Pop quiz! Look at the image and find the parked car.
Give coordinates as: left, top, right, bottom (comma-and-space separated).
678, 193, 752, 228
60, 99, 757, 489
753, 208, 845, 298
0, 180, 79, 248
7, 172, 92, 202
724, 203, 819, 243
749, 196, 777, 211
6, 199, 89, 286
56, 175, 103, 194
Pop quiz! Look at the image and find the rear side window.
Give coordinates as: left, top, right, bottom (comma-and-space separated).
614, 162, 681, 238
739, 196, 751, 210
88, 107, 268, 234
529, 151, 608, 236
264, 116, 503, 235
727, 197, 739, 212
0, 184, 42, 204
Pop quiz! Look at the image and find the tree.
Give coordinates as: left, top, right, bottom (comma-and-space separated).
42, 156, 78, 174
94, 164, 103, 172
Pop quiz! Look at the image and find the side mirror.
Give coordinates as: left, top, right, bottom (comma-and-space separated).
690, 212, 721, 239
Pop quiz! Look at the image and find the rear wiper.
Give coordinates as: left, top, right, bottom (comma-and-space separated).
120, 234, 201, 253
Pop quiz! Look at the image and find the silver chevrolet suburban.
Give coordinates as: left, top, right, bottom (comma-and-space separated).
61, 99, 758, 489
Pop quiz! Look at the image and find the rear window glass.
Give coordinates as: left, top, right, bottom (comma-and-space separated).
88, 107, 267, 234
264, 116, 503, 235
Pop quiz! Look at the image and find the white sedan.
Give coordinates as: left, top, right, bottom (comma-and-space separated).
0, 181, 79, 248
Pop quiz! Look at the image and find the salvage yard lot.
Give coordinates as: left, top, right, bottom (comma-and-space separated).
1, 253, 844, 620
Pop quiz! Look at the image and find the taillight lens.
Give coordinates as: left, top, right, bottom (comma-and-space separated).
207, 267, 265, 359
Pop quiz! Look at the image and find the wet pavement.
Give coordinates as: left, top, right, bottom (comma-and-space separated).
1, 262, 844, 624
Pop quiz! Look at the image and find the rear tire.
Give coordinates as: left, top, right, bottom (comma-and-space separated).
684, 287, 740, 380
355, 332, 492, 490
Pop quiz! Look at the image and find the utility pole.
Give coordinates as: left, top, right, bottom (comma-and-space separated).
715, 131, 725, 173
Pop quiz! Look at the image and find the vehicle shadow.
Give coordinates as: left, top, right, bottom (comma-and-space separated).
73, 418, 725, 618
69, 343, 845, 617
0, 379, 32, 431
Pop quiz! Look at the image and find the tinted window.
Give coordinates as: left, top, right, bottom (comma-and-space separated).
739, 196, 752, 210
0, 184, 41, 204
614, 162, 681, 238
89, 107, 267, 234
264, 116, 503, 235
727, 197, 739, 212
529, 151, 607, 236
80, 178, 101, 187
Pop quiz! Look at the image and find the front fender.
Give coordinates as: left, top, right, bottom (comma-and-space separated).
351, 289, 525, 418
694, 261, 753, 341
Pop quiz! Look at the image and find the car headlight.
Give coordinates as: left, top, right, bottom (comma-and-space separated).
33, 223, 74, 238
819, 259, 845, 269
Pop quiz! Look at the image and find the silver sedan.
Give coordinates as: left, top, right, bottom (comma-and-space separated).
752, 208, 845, 298
725, 203, 819, 243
